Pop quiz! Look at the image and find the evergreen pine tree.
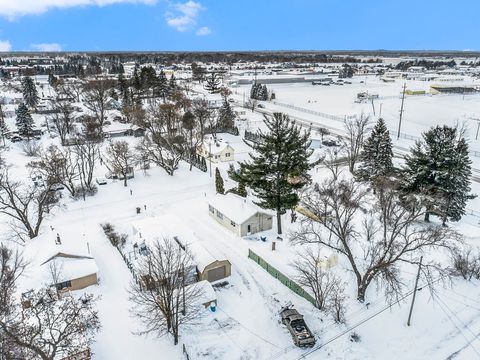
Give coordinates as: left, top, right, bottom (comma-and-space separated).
218, 98, 236, 130
440, 136, 475, 223
250, 83, 259, 99
237, 181, 247, 197
358, 118, 394, 183
155, 70, 169, 100
15, 102, 34, 138
21, 76, 39, 109
132, 64, 142, 91
169, 74, 177, 91
401, 125, 475, 224
238, 113, 313, 234
204, 72, 221, 94
215, 168, 225, 194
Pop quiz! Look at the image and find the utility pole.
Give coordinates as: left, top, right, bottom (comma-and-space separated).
208, 142, 212, 178
407, 256, 423, 326
182, 264, 186, 316
397, 82, 407, 140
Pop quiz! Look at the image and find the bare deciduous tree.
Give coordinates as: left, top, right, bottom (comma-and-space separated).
0, 244, 26, 359
292, 248, 344, 312
1, 289, 100, 360
0, 171, 59, 240
28, 145, 79, 197
83, 80, 114, 127
192, 99, 211, 140
73, 137, 99, 195
343, 115, 369, 174
136, 103, 184, 176
292, 177, 460, 302
49, 100, 74, 145
129, 238, 204, 345
104, 140, 135, 186
323, 146, 345, 181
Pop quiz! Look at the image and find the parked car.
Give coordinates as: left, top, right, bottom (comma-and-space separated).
49, 184, 65, 192
96, 177, 108, 185
10, 135, 23, 142
322, 139, 339, 147
280, 305, 316, 348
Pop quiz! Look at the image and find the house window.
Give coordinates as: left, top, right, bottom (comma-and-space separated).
215, 155, 219, 159
225, 152, 231, 157
230, 220, 236, 227
247, 224, 251, 233
209, 205, 215, 213
216, 210, 223, 219
55, 280, 72, 291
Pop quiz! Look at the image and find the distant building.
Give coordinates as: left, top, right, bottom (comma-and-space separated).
430, 84, 478, 95
208, 193, 273, 236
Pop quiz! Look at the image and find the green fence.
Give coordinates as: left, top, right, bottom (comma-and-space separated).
248, 249, 317, 306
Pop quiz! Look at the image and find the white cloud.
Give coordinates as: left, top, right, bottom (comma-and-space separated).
0, 0, 157, 19
0, 39, 11, 52
31, 43, 63, 52
166, 1, 203, 32
195, 26, 210, 36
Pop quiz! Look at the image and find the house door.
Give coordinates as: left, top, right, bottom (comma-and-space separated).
247, 224, 251, 233
207, 266, 226, 282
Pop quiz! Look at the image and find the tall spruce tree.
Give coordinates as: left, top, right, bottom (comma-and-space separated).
218, 98, 235, 130
215, 168, 225, 194
401, 125, 475, 224
204, 72, 221, 94
238, 113, 313, 234
22, 76, 39, 109
169, 74, 177, 92
15, 102, 34, 138
358, 117, 394, 183
155, 70, 169, 100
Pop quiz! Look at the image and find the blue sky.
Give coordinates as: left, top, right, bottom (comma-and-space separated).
0, 0, 477, 52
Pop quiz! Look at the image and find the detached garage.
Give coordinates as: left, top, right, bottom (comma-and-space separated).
175, 233, 231, 283
131, 214, 232, 284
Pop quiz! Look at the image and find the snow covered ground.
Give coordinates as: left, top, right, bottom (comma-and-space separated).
3, 73, 480, 360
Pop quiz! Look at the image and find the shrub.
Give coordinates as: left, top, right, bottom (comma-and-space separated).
450, 248, 480, 280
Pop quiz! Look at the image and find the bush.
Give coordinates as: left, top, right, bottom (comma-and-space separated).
100, 222, 127, 249
23, 141, 41, 157
73, 185, 98, 199
450, 248, 480, 280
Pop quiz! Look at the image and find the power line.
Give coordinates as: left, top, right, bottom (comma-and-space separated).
296, 277, 444, 359
434, 295, 480, 358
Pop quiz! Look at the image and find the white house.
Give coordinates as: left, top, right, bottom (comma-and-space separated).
198, 136, 235, 163
208, 193, 273, 236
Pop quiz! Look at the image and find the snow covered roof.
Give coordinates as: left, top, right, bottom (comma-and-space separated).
208, 193, 271, 224
191, 280, 217, 306
201, 136, 234, 154
174, 280, 217, 307
41, 254, 98, 284
131, 214, 226, 272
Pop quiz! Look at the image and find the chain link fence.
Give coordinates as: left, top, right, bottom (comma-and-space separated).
248, 249, 316, 306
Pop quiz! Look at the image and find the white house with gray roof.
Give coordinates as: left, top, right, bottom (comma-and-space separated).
208, 193, 273, 236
